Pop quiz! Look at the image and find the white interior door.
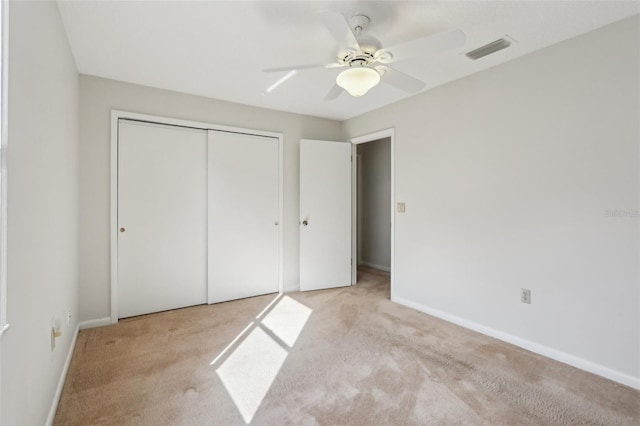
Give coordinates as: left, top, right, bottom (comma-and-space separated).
208, 131, 279, 304
299, 139, 352, 291
118, 120, 207, 318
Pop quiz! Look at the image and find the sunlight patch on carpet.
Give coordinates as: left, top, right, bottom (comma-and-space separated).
262, 296, 312, 347
209, 321, 255, 366
255, 293, 284, 320
214, 295, 314, 423
217, 327, 288, 423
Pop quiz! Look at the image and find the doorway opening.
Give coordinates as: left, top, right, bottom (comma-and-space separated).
350, 129, 394, 299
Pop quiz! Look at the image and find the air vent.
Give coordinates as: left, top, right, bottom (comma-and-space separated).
466, 38, 511, 60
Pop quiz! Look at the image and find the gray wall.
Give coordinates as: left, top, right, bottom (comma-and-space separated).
357, 138, 391, 271
343, 16, 640, 382
1, 1, 80, 424
78, 75, 343, 321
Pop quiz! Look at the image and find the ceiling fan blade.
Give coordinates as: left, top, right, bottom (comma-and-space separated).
262, 62, 343, 73
318, 10, 361, 53
378, 65, 426, 94
375, 29, 466, 63
324, 84, 343, 101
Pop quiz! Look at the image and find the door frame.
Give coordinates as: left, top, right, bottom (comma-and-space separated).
349, 128, 395, 299
110, 110, 284, 324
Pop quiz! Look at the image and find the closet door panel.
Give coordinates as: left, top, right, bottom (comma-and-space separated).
118, 120, 207, 318
208, 131, 279, 304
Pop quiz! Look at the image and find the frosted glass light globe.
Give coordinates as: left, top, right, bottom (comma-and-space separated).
336, 67, 380, 97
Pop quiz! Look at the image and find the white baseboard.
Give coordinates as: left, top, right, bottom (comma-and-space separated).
79, 317, 111, 330
45, 316, 114, 424
45, 323, 80, 426
283, 285, 300, 293
358, 261, 391, 272
392, 296, 640, 390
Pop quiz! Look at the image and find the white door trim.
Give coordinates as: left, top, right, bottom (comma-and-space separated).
110, 110, 284, 324
349, 128, 395, 299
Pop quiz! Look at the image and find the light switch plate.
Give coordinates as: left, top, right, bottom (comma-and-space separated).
397, 202, 406, 213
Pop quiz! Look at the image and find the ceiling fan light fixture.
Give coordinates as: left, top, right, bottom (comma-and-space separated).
336, 66, 380, 97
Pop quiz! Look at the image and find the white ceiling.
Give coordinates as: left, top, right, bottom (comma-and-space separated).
57, 1, 639, 121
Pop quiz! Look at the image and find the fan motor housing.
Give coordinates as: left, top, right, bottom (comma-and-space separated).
341, 52, 376, 68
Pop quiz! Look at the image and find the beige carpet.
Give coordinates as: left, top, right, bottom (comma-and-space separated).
55, 267, 639, 425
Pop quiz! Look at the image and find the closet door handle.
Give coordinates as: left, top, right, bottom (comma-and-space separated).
302, 220, 308, 226
119, 227, 126, 233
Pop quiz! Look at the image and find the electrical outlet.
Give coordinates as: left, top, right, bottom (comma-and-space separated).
521, 288, 531, 304
397, 202, 406, 213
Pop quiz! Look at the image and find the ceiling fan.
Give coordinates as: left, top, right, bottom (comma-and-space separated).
262, 11, 466, 100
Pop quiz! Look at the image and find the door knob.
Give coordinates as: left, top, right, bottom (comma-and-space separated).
119, 227, 125, 233
302, 220, 308, 226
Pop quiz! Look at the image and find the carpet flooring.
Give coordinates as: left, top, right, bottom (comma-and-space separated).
55, 267, 639, 425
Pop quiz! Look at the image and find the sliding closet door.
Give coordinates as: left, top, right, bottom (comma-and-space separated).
208, 131, 279, 304
118, 120, 207, 318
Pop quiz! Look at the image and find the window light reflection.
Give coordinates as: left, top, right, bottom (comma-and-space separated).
212, 295, 313, 424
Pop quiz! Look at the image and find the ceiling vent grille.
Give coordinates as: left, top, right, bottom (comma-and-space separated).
466, 38, 511, 60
